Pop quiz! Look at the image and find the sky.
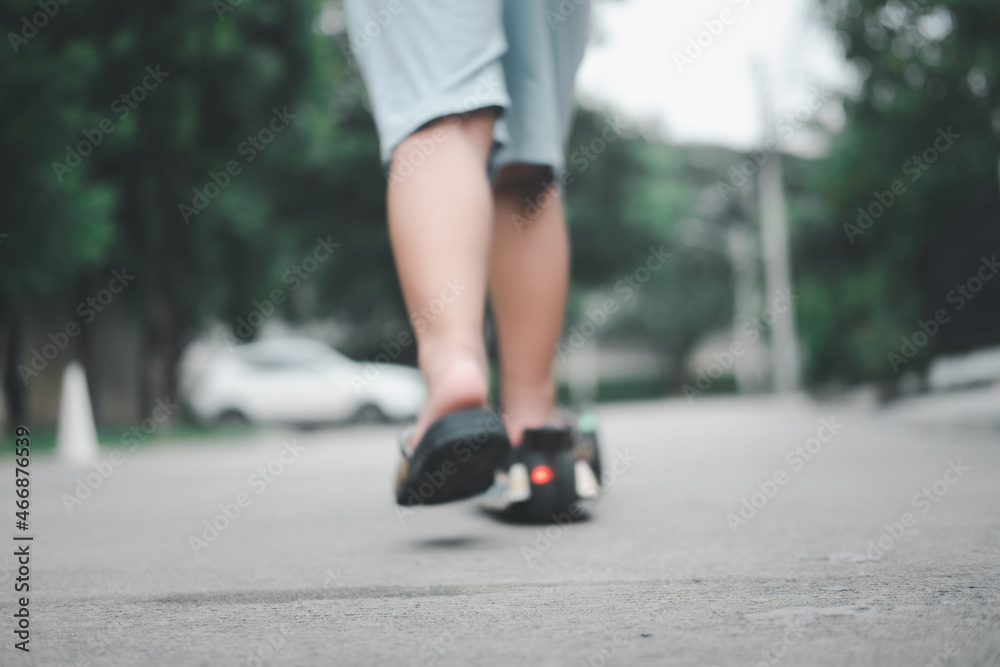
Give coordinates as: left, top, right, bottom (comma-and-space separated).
575, 0, 855, 155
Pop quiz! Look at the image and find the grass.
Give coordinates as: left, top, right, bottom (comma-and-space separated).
3, 374, 705, 454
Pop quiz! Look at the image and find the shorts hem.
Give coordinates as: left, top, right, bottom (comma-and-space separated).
379, 94, 512, 167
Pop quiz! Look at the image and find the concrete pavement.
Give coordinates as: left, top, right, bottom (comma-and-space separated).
3, 394, 999, 666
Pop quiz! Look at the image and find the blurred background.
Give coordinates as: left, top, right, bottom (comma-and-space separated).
1, 0, 999, 446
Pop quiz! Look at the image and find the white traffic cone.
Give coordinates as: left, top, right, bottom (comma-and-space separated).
56, 362, 100, 465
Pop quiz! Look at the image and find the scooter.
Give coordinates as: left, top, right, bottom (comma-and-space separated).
482, 410, 602, 523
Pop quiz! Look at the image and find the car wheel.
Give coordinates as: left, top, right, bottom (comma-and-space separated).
217, 408, 249, 426
354, 403, 386, 423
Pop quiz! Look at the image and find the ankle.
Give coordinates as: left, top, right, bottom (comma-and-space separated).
425, 357, 489, 407
418, 333, 486, 380
408, 345, 490, 451
501, 380, 557, 446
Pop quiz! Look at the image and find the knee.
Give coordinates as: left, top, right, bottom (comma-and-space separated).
494, 163, 555, 200
493, 164, 563, 227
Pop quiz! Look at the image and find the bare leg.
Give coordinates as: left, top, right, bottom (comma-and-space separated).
388, 110, 497, 449
489, 164, 570, 446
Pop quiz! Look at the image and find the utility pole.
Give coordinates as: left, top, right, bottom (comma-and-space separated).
727, 218, 765, 393
753, 61, 801, 393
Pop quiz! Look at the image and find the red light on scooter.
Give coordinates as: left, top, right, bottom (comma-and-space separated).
530, 465, 554, 485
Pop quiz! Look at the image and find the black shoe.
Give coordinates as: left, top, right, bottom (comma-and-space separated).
482, 410, 602, 523
394, 408, 510, 506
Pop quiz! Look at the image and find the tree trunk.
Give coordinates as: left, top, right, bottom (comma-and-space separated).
1, 295, 26, 438
133, 94, 186, 421
141, 283, 180, 418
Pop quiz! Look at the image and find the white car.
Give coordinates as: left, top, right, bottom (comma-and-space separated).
187, 338, 425, 426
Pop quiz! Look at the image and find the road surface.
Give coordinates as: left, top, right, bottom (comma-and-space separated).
3, 393, 999, 666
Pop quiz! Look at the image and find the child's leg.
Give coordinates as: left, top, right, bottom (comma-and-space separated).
388, 109, 497, 449
489, 164, 570, 446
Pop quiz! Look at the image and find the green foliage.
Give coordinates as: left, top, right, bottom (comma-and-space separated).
1, 0, 332, 410
800, 0, 1000, 384
564, 111, 734, 382
0, 1, 117, 300
6, 0, 996, 423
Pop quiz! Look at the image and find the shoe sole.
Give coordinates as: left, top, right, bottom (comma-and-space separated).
396, 408, 509, 506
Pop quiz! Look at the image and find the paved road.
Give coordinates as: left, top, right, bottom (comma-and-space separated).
3, 394, 999, 666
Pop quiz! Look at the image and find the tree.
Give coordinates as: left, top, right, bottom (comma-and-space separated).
1, 0, 335, 421
798, 0, 1000, 386
561, 109, 734, 389
1, 0, 118, 427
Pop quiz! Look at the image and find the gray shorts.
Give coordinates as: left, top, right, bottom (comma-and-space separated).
342, 0, 590, 174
